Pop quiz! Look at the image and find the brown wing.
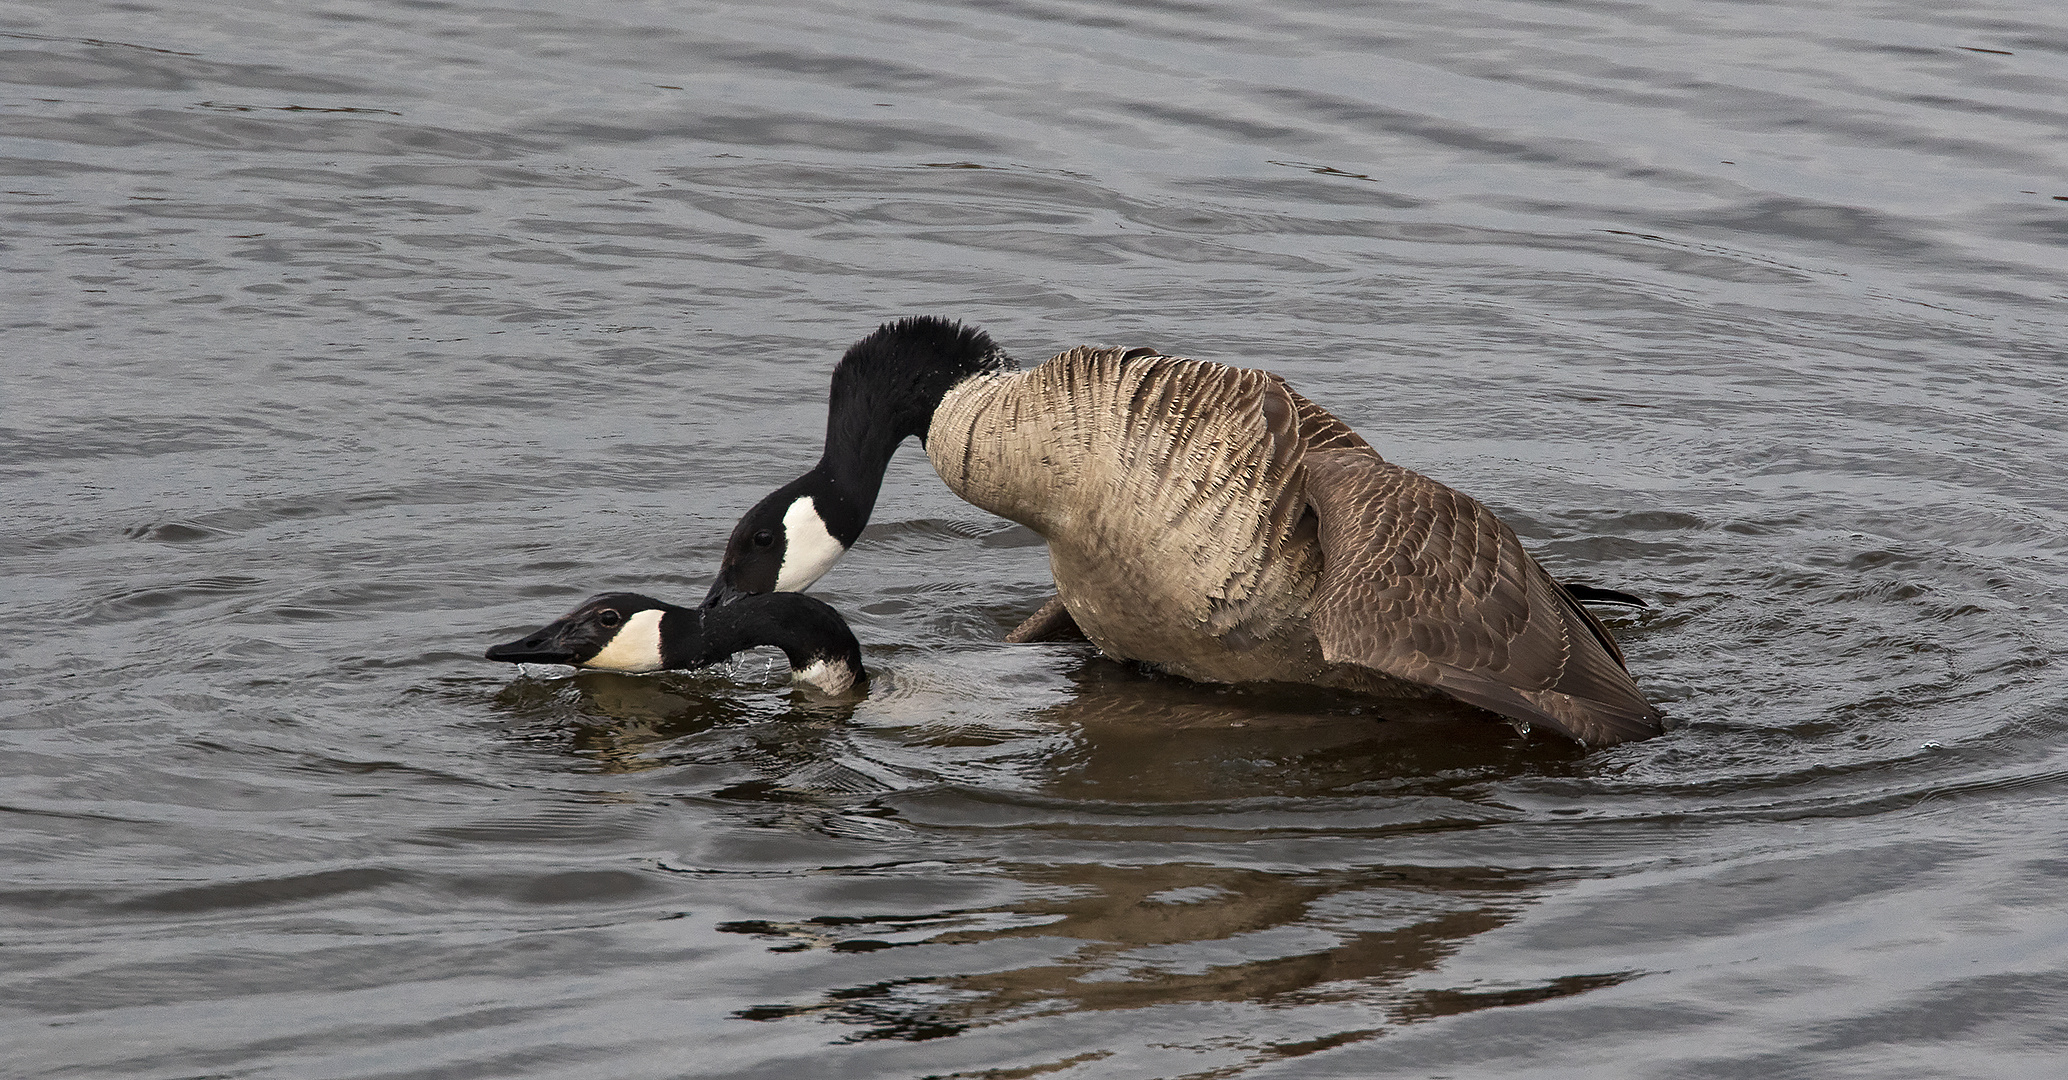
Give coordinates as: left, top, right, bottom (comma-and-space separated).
1302, 448, 1663, 746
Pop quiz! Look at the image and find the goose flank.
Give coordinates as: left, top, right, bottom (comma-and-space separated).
486, 591, 865, 694
705, 317, 1661, 746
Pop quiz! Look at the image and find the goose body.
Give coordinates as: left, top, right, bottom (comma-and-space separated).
486, 592, 865, 694
707, 318, 1662, 746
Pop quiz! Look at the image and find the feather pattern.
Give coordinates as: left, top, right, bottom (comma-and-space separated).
1302, 450, 1662, 746
928, 345, 1662, 746
933, 349, 1328, 681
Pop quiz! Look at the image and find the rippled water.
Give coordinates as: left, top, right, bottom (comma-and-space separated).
6, 1, 2068, 1076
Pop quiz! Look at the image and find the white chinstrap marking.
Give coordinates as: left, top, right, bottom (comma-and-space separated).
773, 496, 847, 592
579, 608, 666, 672
792, 657, 857, 695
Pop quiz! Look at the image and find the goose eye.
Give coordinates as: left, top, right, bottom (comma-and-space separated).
597, 609, 622, 628
752, 529, 775, 548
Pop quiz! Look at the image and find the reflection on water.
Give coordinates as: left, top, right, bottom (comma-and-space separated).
486, 659, 1633, 1049
720, 859, 1631, 1046
493, 671, 780, 774
488, 650, 1597, 799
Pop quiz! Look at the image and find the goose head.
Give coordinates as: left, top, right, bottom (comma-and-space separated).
704, 482, 853, 606
485, 591, 866, 694
703, 316, 1013, 608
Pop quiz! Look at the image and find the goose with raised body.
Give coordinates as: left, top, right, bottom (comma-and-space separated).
485, 591, 865, 694
705, 317, 1662, 746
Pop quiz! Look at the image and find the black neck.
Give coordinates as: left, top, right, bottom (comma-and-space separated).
664, 593, 864, 676
810, 317, 1014, 538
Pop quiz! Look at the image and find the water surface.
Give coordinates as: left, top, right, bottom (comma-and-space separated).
5, 1, 2068, 1077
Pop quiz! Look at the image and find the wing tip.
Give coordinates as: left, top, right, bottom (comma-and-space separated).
1563, 702, 1668, 748
1436, 679, 1667, 749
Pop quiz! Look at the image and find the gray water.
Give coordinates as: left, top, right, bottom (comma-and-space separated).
5, 1, 2068, 1077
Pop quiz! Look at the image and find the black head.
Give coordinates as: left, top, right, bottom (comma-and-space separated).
705, 317, 1013, 608
485, 592, 673, 671
704, 477, 852, 607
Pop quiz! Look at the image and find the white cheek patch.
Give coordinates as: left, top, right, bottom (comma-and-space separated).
773, 496, 847, 592
580, 608, 666, 672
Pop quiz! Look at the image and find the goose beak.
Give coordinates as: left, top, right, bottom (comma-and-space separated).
485, 618, 584, 665
702, 577, 747, 608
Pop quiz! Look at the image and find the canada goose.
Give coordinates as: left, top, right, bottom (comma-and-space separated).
704, 318, 1662, 746
485, 591, 865, 694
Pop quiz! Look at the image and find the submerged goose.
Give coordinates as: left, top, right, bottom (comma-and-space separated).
485, 591, 865, 694
703, 318, 1662, 746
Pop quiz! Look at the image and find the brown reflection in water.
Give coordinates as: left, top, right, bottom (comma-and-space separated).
1031, 660, 1591, 803
702, 665, 1627, 1045
493, 656, 1634, 1048
486, 647, 1588, 790
724, 860, 1635, 1046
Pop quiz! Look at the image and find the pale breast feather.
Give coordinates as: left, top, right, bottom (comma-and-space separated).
928, 348, 1315, 628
